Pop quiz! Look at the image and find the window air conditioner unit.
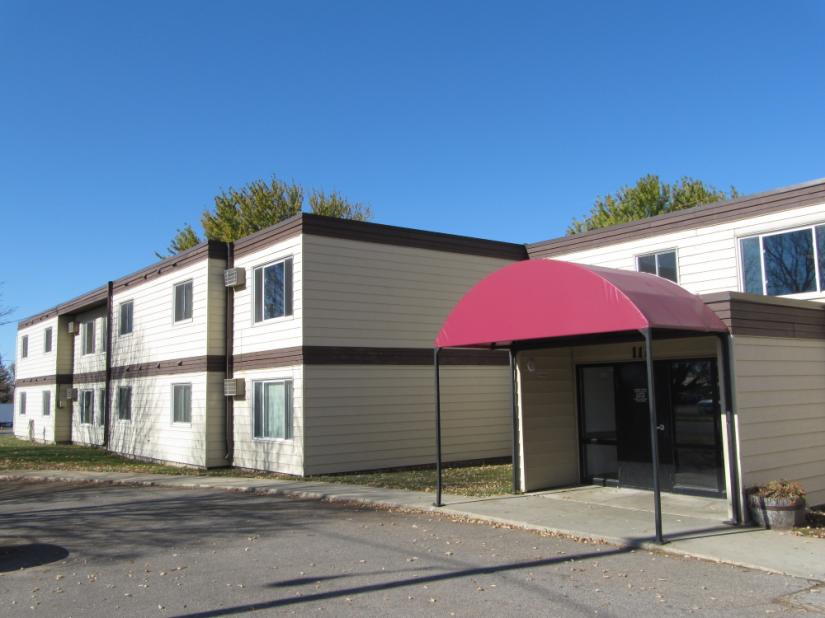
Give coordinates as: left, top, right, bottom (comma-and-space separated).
67, 321, 78, 335
224, 268, 246, 288
224, 378, 245, 398
63, 387, 78, 401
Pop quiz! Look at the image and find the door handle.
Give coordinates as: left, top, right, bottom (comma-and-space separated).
656, 424, 665, 431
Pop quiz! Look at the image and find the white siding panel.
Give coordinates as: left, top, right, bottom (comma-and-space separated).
15, 317, 60, 379
108, 372, 221, 467
70, 380, 106, 446
11, 386, 62, 443
550, 200, 825, 300
302, 235, 514, 347
302, 365, 510, 475
73, 308, 107, 375
111, 258, 223, 366
732, 336, 825, 505
232, 236, 302, 355
231, 365, 304, 476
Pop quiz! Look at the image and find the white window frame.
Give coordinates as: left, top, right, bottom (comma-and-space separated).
21, 335, 28, 359
117, 385, 132, 422
119, 300, 134, 336
738, 223, 825, 298
44, 327, 53, 353
173, 280, 194, 324
171, 383, 192, 425
42, 390, 51, 416
635, 249, 679, 283
81, 320, 96, 355
252, 256, 293, 325
79, 389, 94, 425
251, 379, 293, 442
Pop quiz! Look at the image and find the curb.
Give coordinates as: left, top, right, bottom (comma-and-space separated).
1, 471, 822, 583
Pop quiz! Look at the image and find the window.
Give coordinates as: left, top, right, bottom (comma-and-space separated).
253, 380, 292, 440
172, 383, 192, 424
44, 327, 53, 353
174, 281, 193, 322
82, 320, 96, 355
19, 392, 26, 415
42, 390, 51, 416
636, 250, 678, 282
118, 386, 132, 421
21, 335, 28, 359
119, 300, 134, 335
80, 390, 94, 425
99, 389, 106, 425
740, 225, 825, 296
254, 258, 293, 322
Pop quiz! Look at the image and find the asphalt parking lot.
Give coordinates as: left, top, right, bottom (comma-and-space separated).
0, 481, 817, 616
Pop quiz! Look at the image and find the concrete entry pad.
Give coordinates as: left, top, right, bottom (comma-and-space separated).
538, 485, 728, 522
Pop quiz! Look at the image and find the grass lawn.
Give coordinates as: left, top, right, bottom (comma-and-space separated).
0, 434, 513, 496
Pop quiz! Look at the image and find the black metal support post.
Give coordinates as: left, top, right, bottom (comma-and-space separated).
719, 333, 742, 525
434, 347, 443, 507
225, 242, 235, 463
103, 281, 113, 449
643, 329, 665, 544
509, 348, 520, 494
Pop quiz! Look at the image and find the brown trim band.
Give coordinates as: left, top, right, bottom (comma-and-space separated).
72, 371, 107, 384
528, 179, 825, 258
232, 213, 528, 260
111, 355, 226, 379
233, 346, 509, 369
17, 310, 59, 331
703, 292, 825, 339
15, 374, 72, 387
113, 240, 227, 292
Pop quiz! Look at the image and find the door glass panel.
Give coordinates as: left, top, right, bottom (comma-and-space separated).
669, 361, 722, 492
579, 367, 618, 483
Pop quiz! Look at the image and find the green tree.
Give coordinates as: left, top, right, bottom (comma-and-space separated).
567, 175, 738, 235
160, 176, 371, 255
0, 354, 14, 403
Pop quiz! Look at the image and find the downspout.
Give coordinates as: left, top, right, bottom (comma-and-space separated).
103, 281, 113, 449
720, 332, 743, 524
224, 242, 235, 463
434, 347, 443, 507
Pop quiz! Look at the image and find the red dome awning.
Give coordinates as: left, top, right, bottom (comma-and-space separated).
435, 259, 728, 348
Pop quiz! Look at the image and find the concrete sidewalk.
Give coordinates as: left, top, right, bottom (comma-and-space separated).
2, 469, 823, 582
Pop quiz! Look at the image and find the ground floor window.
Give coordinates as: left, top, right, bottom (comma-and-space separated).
42, 390, 51, 416
80, 390, 94, 425
118, 386, 132, 421
172, 384, 192, 424
19, 392, 26, 415
253, 380, 292, 440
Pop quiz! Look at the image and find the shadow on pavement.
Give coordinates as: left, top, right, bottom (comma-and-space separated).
0, 543, 69, 572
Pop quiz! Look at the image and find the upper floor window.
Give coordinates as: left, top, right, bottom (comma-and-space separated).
119, 300, 134, 335
174, 281, 193, 322
740, 225, 825, 296
636, 250, 678, 283
21, 335, 28, 359
254, 258, 293, 323
44, 327, 52, 353
82, 320, 96, 355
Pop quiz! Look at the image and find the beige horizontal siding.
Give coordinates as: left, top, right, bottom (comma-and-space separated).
302, 235, 515, 348
733, 336, 825, 505
302, 364, 511, 475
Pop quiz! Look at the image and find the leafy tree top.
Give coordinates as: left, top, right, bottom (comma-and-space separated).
567, 175, 738, 235
161, 176, 372, 255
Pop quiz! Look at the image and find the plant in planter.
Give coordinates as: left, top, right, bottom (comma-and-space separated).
747, 480, 807, 529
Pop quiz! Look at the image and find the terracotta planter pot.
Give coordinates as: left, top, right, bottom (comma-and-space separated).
748, 494, 806, 529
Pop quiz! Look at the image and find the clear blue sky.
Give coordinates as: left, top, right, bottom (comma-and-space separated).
2, 1, 825, 363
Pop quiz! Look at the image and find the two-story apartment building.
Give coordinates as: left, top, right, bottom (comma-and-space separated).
14, 177, 825, 515
14, 216, 523, 476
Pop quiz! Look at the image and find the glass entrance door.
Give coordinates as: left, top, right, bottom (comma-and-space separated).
578, 358, 725, 496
